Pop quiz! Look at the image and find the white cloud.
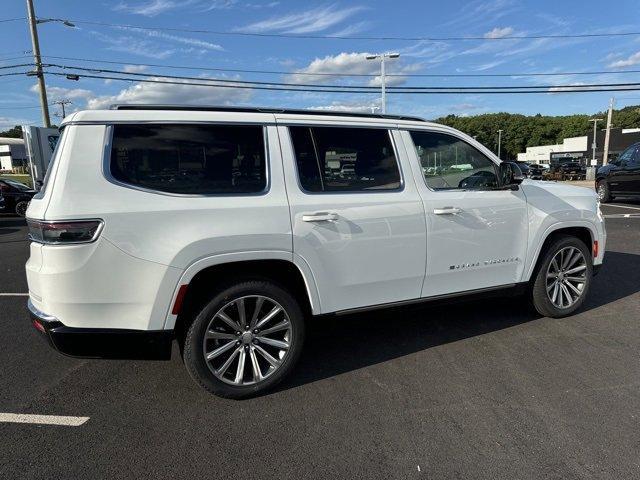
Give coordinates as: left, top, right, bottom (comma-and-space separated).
114, 0, 187, 16
608, 51, 640, 68
87, 76, 252, 109
309, 100, 381, 113
130, 28, 224, 51
238, 4, 364, 34
114, 0, 239, 16
30, 84, 94, 102
285, 52, 419, 87
91, 31, 176, 59
484, 26, 514, 39
123, 65, 149, 73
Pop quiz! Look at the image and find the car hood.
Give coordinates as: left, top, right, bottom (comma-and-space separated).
520, 179, 598, 213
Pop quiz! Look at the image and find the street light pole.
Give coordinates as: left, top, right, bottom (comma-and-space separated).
497, 129, 503, 159
589, 118, 602, 165
602, 97, 614, 166
26, 0, 50, 127
366, 53, 400, 114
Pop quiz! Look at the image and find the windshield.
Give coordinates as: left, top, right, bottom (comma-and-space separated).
3, 179, 31, 191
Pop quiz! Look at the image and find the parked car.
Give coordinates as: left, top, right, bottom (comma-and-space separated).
26, 106, 606, 398
528, 164, 547, 180
596, 142, 640, 202
515, 162, 530, 178
0, 178, 36, 216
558, 162, 587, 181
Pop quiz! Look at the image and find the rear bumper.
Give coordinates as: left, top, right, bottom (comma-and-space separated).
27, 299, 173, 360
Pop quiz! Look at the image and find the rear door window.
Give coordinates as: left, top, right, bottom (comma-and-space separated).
110, 124, 267, 195
289, 126, 401, 192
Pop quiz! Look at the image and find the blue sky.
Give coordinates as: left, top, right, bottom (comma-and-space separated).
1, 0, 640, 129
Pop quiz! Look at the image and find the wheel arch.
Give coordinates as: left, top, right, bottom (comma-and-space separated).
164, 252, 321, 336
524, 223, 595, 282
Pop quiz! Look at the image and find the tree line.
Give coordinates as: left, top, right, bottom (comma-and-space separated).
434, 104, 640, 160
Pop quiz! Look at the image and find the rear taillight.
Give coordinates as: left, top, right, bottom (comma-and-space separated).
27, 219, 104, 245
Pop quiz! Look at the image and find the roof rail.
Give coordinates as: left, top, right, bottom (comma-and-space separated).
109, 104, 426, 122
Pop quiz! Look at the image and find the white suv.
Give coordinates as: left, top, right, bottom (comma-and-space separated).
26, 106, 606, 398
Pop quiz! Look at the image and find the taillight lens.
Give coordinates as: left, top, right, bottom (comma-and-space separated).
27, 219, 104, 244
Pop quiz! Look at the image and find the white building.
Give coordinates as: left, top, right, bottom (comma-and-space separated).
517, 135, 588, 164
0, 137, 27, 171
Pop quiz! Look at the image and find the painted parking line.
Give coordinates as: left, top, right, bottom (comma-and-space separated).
604, 214, 640, 219
0, 413, 89, 426
0, 293, 29, 296
604, 204, 640, 211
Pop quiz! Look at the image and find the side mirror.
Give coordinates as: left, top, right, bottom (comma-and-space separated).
498, 162, 524, 189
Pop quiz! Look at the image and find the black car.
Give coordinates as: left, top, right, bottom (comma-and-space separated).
0, 178, 37, 216
558, 162, 586, 180
528, 164, 546, 180
596, 142, 640, 203
516, 162, 531, 178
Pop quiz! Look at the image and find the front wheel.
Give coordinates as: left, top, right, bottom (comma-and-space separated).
183, 280, 305, 399
531, 236, 592, 318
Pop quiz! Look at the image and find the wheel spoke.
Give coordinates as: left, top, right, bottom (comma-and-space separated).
249, 297, 265, 328
258, 320, 290, 336
216, 347, 240, 376
565, 264, 586, 275
234, 349, 246, 384
236, 298, 247, 328
565, 249, 581, 269
551, 283, 560, 303
206, 340, 237, 361
565, 276, 586, 283
550, 257, 560, 274
254, 306, 282, 330
217, 310, 241, 332
561, 248, 573, 269
249, 347, 263, 382
206, 330, 237, 340
547, 280, 557, 292
560, 283, 573, 306
254, 344, 281, 368
256, 336, 289, 350
564, 280, 582, 296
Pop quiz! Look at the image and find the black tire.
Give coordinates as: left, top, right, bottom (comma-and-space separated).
596, 180, 612, 203
15, 200, 29, 217
183, 280, 305, 399
531, 235, 593, 318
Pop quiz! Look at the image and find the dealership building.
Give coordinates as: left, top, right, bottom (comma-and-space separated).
517, 127, 640, 165
0, 137, 27, 171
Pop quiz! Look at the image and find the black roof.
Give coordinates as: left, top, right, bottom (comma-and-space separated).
109, 104, 426, 122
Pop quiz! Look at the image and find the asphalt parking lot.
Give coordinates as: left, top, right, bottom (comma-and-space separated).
1, 199, 639, 480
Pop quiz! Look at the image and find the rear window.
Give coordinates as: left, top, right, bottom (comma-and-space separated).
110, 124, 267, 195
289, 126, 401, 192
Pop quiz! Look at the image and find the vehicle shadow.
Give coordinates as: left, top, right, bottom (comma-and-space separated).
0, 214, 26, 238
276, 250, 640, 392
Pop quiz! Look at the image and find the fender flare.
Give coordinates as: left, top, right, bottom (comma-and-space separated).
162, 250, 322, 330
523, 220, 597, 281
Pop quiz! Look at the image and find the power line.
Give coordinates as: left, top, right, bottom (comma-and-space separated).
43, 70, 640, 94
0, 18, 24, 23
68, 19, 640, 42
44, 64, 640, 91
40, 55, 640, 78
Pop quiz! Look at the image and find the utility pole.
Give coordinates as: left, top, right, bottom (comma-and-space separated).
497, 129, 503, 159
589, 118, 602, 165
602, 97, 615, 166
52, 99, 71, 118
26, 0, 51, 127
366, 53, 400, 114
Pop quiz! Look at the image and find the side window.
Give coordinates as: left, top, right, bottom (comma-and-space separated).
110, 124, 266, 194
409, 131, 498, 190
289, 126, 401, 192
617, 146, 635, 166
627, 144, 640, 166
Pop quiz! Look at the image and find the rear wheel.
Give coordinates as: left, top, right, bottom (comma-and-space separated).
531, 236, 592, 318
596, 180, 612, 203
183, 280, 305, 399
15, 200, 29, 217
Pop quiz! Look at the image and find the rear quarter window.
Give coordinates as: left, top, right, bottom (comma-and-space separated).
109, 124, 267, 195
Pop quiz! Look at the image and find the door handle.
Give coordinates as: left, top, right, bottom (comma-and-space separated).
433, 207, 462, 215
302, 212, 339, 222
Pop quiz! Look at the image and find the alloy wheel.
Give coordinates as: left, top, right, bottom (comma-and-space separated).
202, 295, 292, 386
545, 246, 587, 309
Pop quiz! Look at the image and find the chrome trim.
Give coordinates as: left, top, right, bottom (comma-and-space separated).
27, 298, 59, 324
101, 123, 272, 198
27, 218, 105, 245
